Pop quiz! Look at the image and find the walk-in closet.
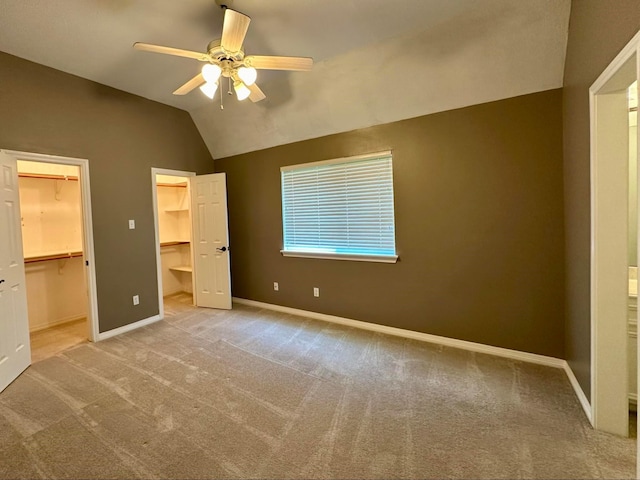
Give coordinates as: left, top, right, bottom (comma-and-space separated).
156, 174, 193, 306
17, 160, 88, 362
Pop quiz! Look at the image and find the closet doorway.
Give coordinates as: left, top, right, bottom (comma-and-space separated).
152, 169, 195, 317
6, 150, 98, 363
151, 167, 232, 318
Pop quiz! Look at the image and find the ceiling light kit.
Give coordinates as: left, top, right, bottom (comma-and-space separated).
133, 0, 313, 108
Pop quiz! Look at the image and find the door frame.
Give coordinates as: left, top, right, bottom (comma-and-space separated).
4, 150, 100, 342
151, 167, 195, 320
590, 30, 640, 437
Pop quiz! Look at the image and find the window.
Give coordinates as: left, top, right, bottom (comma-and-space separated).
281, 151, 397, 263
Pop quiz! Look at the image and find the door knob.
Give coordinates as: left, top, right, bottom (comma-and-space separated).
216, 246, 227, 252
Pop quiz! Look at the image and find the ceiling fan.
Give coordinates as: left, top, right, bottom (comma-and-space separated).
133, 0, 313, 105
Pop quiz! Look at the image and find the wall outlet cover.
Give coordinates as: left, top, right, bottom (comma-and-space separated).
274, 282, 279, 291
133, 295, 140, 305
313, 287, 319, 297
128, 219, 135, 230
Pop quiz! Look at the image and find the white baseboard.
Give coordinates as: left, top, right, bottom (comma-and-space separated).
29, 314, 86, 333
233, 297, 593, 422
562, 361, 593, 423
232, 298, 565, 368
96, 314, 161, 341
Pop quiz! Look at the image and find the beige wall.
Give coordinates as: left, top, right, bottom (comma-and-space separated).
0, 51, 214, 333
216, 89, 566, 358
562, 2, 640, 399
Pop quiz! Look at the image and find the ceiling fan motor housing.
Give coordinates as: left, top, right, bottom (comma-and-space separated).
207, 39, 244, 63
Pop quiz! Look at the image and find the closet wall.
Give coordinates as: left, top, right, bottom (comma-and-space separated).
157, 175, 192, 297
18, 160, 87, 332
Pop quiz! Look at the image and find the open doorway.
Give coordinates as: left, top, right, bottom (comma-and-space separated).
151, 167, 233, 318
590, 32, 639, 438
152, 169, 195, 317
18, 160, 87, 362
3, 150, 99, 366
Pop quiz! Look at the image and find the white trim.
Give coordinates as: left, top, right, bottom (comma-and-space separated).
280, 150, 392, 171
3, 150, 100, 343
151, 168, 196, 321
232, 297, 565, 369
281, 250, 398, 263
29, 315, 86, 333
590, 30, 640, 95
97, 314, 161, 341
563, 361, 593, 423
589, 30, 640, 436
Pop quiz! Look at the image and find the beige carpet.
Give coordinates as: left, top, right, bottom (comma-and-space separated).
0, 293, 635, 479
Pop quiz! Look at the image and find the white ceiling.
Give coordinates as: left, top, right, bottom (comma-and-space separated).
0, 0, 571, 159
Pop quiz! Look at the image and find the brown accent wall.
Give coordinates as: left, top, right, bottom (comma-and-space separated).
563, 3, 640, 398
216, 90, 565, 357
0, 52, 214, 332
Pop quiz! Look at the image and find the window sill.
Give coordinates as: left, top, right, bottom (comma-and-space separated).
280, 250, 398, 264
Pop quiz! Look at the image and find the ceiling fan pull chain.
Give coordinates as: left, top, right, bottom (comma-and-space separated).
227, 77, 233, 96
220, 81, 224, 110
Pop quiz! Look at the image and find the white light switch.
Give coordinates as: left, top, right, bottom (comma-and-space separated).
128, 219, 135, 230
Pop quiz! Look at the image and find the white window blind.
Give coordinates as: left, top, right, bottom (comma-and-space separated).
281, 151, 397, 262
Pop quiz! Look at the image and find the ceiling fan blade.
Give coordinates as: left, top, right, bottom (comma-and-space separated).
244, 55, 313, 71
173, 73, 206, 95
133, 42, 210, 61
248, 83, 266, 103
221, 9, 251, 55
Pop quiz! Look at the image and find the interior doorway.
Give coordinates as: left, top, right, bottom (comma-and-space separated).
152, 169, 195, 318
590, 31, 640, 438
151, 167, 233, 318
3, 150, 99, 364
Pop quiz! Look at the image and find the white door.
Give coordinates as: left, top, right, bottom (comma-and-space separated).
191, 173, 232, 309
0, 151, 31, 393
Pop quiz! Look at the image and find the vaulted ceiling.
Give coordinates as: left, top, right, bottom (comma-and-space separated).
0, 0, 571, 158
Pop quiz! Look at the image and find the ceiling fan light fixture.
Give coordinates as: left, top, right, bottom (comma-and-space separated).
237, 66, 257, 86
199, 81, 218, 99
202, 63, 222, 83
234, 80, 251, 101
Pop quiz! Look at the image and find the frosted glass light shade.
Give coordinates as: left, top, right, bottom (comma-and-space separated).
234, 81, 251, 101
238, 67, 257, 86
199, 81, 218, 99
202, 64, 222, 83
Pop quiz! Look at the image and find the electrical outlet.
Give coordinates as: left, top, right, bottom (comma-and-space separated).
133, 295, 140, 306
128, 219, 135, 230
273, 282, 279, 291
313, 287, 320, 297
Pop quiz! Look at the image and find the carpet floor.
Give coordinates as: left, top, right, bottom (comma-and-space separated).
0, 293, 635, 479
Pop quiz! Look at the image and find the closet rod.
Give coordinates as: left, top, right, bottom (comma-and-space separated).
19, 173, 79, 181
160, 241, 190, 247
24, 251, 83, 264
157, 182, 188, 188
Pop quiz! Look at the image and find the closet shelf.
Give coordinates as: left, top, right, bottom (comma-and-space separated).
157, 182, 188, 188
24, 251, 83, 264
19, 173, 79, 182
160, 241, 190, 247
164, 208, 189, 213
169, 265, 192, 273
